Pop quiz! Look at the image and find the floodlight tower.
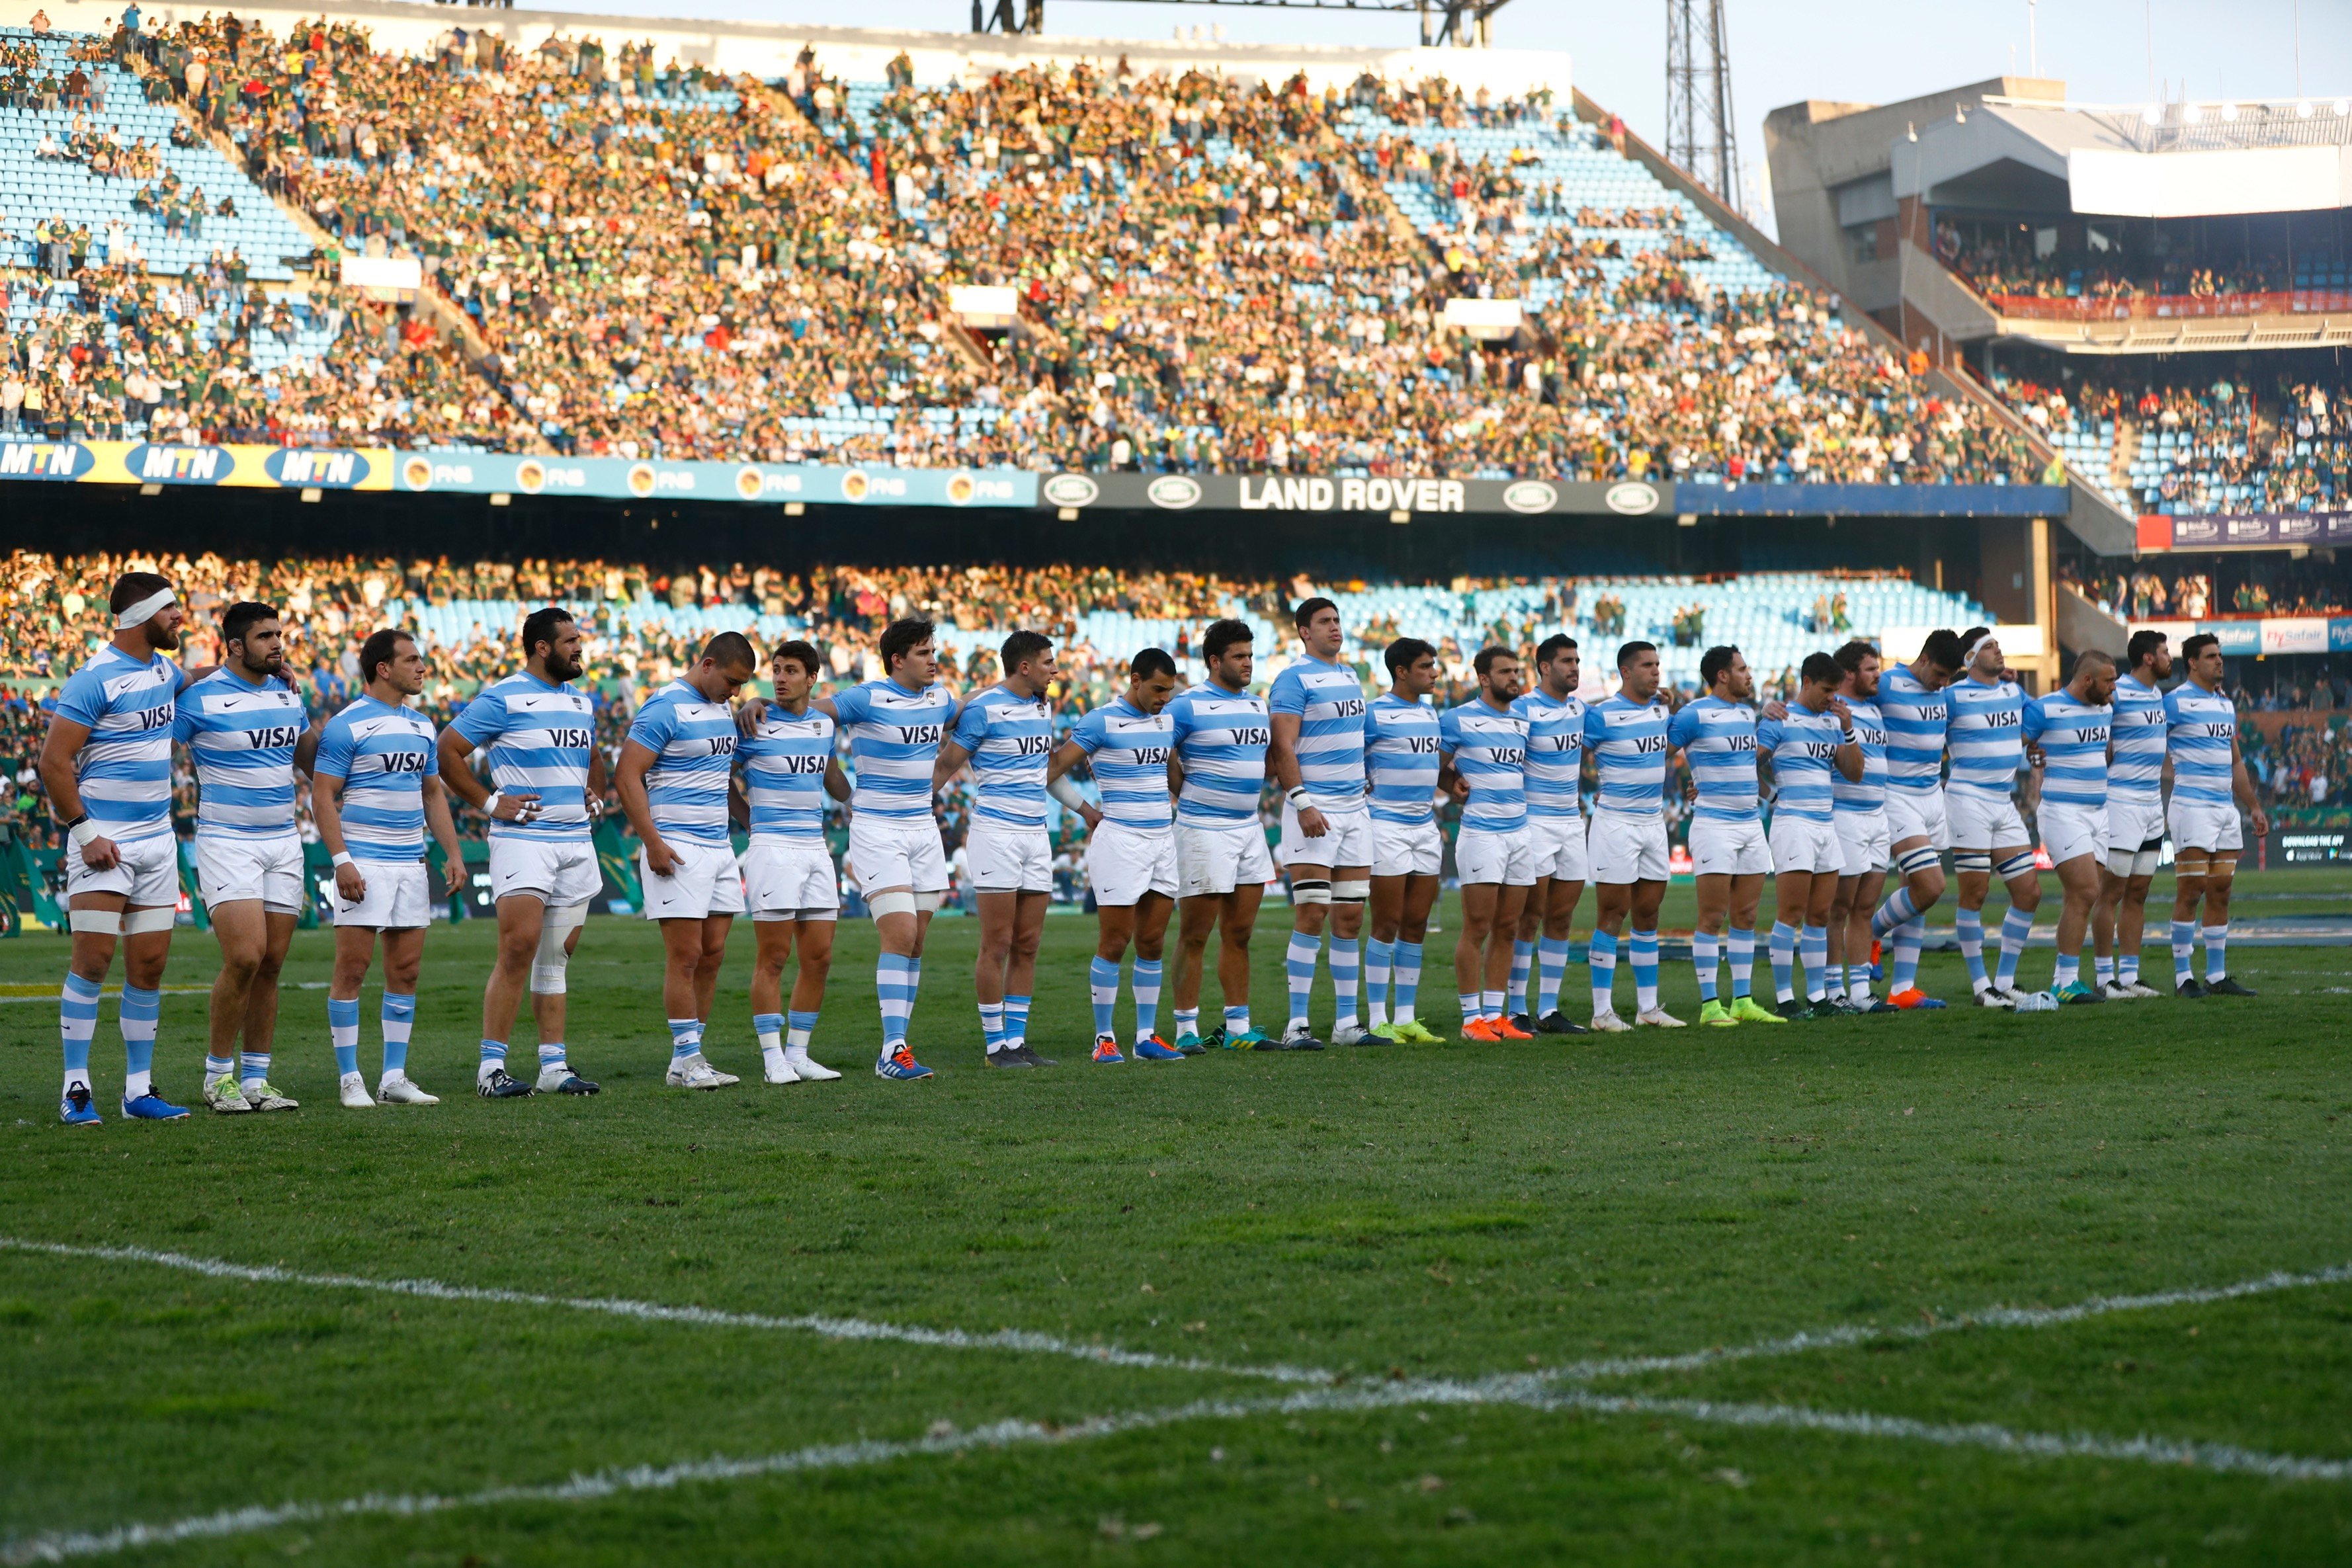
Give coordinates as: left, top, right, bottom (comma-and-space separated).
1664, 0, 1742, 214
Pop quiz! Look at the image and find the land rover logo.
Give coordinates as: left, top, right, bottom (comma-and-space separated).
1501, 480, 1557, 515
1605, 481, 1660, 515
516, 460, 546, 496
1042, 474, 1099, 508
1148, 474, 1202, 509
401, 456, 433, 491
735, 466, 765, 501
626, 463, 657, 499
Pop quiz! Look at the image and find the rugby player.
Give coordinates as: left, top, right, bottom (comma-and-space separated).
1826, 641, 1895, 1012
1945, 630, 2040, 1007
1868, 629, 1965, 1008
1756, 653, 1864, 1018
1050, 647, 1188, 1063
1440, 647, 1534, 1041
438, 606, 606, 1098
1669, 645, 1781, 1028
1509, 634, 1591, 1035
2092, 630, 2171, 999
1168, 619, 1281, 1050
1363, 638, 1446, 1044
2023, 649, 2117, 1004
308, 629, 472, 1107
2164, 633, 2265, 998
737, 640, 849, 1084
1582, 641, 1682, 1030
1267, 597, 1371, 1049
614, 633, 759, 1089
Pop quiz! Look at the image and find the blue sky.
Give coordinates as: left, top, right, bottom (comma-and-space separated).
564, 0, 2349, 237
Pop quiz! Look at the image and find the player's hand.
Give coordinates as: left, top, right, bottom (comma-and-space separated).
1760, 698, 1788, 721
1447, 774, 1470, 802
1683, 780, 1698, 802
585, 793, 609, 823
333, 862, 368, 903
2251, 806, 2269, 838
1297, 804, 1330, 837
1079, 804, 1103, 833
644, 837, 680, 878
489, 791, 542, 823
734, 698, 767, 735
78, 833, 121, 870
1827, 694, 1851, 725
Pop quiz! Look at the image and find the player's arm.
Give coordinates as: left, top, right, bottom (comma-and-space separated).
1435, 710, 1468, 801
435, 722, 538, 823
823, 757, 853, 804
1827, 694, 1863, 782
613, 735, 676, 875
587, 733, 612, 820
421, 774, 473, 892
2230, 731, 2267, 838
1267, 679, 1328, 835
1046, 735, 1103, 831
38, 712, 119, 869
308, 757, 372, 903
292, 710, 325, 777
933, 694, 978, 789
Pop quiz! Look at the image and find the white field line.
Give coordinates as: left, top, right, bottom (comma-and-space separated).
0, 1237, 1337, 1387
0, 982, 329, 1005
7, 1376, 2347, 1564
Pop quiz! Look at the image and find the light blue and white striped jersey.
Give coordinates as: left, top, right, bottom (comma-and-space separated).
1267, 654, 1368, 811
173, 669, 307, 840
1879, 665, 1950, 796
1167, 683, 1271, 829
1667, 696, 1759, 824
626, 680, 739, 845
1832, 698, 1888, 813
1439, 698, 1528, 833
739, 706, 835, 847
2023, 691, 2110, 809
1068, 696, 1175, 833
1757, 699, 1844, 823
1363, 693, 1442, 827
1583, 694, 1672, 816
2107, 674, 2167, 805
450, 672, 597, 843
2164, 682, 2237, 807
829, 677, 954, 823
951, 684, 1054, 833
1512, 689, 1586, 820
1945, 676, 2027, 800
312, 695, 438, 862
50, 646, 181, 843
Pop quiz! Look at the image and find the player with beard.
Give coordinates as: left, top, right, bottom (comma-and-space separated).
1825, 641, 1896, 1012
1944, 630, 2041, 1007
1582, 642, 1683, 1030
2163, 633, 2265, 999
1168, 620, 1280, 1051
1362, 638, 1446, 1044
437, 607, 607, 1098
2024, 649, 2119, 1004
1755, 653, 1865, 1018
1508, 635, 1591, 1036
40, 571, 205, 1125
177, 602, 310, 1113
1442, 646, 1535, 1040
1671, 645, 1779, 1028
1267, 597, 1372, 1049
1867, 629, 1966, 1008
2092, 630, 2171, 999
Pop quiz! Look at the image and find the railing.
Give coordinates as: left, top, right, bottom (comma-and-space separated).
1986, 288, 2352, 322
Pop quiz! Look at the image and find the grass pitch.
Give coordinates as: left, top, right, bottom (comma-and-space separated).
4, 868, 2351, 1564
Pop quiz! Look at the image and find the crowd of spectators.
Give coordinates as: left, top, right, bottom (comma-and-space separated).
1937, 220, 2312, 306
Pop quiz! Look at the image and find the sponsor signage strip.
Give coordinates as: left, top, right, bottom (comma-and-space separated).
1039, 472, 1676, 516
1679, 483, 2070, 517
2121, 616, 2352, 655
2143, 511, 2352, 552
394, 453, 1036, 507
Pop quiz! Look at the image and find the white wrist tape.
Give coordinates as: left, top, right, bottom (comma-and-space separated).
331, 851, 354, 868
483, 791, 503, 815
68, 819, 101, 848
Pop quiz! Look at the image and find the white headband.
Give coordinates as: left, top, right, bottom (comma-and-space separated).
1962, 635, 1993, 666
114, 589, 177, 629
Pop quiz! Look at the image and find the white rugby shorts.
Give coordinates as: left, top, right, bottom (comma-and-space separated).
1454, 825, 1536, 887
333, 858, 431, 930
196, 833, 306, 915
1371, 817, 1444, 879
1175, 818, 1275, 898
1884, 787, 1949, 852
2038, 800, 2109, 867
1835, 807, 1890, 880
1767, 812, 1842, 877
2166, 797, 2244, 855
1688, 815, 1770, 878
966, 826, 1053, 894
64, 829, 179, 908
638, 839, 746, 921
1947, 786, 2031, 852
847, 815, 948, 895
1527, 813, 1588, 883
488, 835, 603, 907
741, 839, 839, 921
1087, 821, 1178, 907
2105, 794, 2166, 854
1588, 811, 1670, 884
1278, 799, 1372, 871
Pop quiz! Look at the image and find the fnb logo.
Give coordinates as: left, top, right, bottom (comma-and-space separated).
247, 725, 304, 749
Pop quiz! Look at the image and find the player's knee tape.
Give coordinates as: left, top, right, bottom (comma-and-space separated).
531, 903, 587, 994
1953, 850, 1992, 874
1333, 878, 1370, 903
1895, 844, 1941, 878
1292, 880, 1332, 905
1996, 850, 2038, 882
124, 907, 177, 934
913, 889, 946, 915
866, 889, 917, 921
68, 907, 124, 936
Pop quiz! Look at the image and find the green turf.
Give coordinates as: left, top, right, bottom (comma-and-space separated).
3, 868, 2350, 1563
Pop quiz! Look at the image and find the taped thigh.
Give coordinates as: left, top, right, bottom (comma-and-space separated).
68, 907, 124, 936
1894, 843, 1941, 878
1995, 850, 2039, 882
124, 906, 178, 934
913, 889, 946, 914
1952, 850, 1992, 875
1291, 878, 1333, 905
866, 889, 917, 920
1332, 878, 1370, 903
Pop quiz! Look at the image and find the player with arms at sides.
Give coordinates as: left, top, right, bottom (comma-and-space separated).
1945, 630, 2041, 1008
1167, 619, 1282, 1051
39, 571, 203, 1125
1266, 597, 1371, 1049
1756, 653, 1865, 1018
437, 606, 607, 1098
1509, 634, 1591, 1036
308, 629, 472, 1107
933, 630, 1062, 1066
1867, 629, 1966, 1009
1361, 638, 1447, 1044
1582, 641, 1683, 1030
2023, 649, 2117, 1005
1441, 647, 1535, 1040
735, 640, 851, 1084
1824, 641, 1896, 1013
1048, 647, 1189, 1063
2164, 633, 2265, 998
614, 633, 759, 1089
2092, 630, 2171, 999
1669, 645, 1781, 1028
179, 601, 310, 1113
